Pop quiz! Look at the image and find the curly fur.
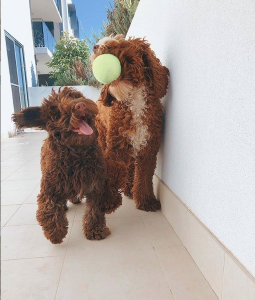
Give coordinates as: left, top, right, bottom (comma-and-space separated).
12, 87, 120, 244
91, 35, 170, 212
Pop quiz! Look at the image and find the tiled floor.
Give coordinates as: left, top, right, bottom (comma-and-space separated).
1, 133, 218, 300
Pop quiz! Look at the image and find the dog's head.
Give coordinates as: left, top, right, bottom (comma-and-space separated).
12, 87, 98, 148
91, 35, 169, 106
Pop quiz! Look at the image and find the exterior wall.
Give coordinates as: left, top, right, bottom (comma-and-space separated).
128, 0, 255, 276
1, 0, 37, 139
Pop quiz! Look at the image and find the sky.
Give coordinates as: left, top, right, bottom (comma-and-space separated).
71, 0, 113, 41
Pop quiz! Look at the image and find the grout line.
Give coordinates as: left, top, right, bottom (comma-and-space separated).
139, 215, 177, 300
53, 205, 78, 300
220, 253, 226, 300
1, 255, 66, 262
3, 183, 40, 227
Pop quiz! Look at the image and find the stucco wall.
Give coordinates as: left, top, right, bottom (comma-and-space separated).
128, 0, 255, 275
1, 0, 37, 138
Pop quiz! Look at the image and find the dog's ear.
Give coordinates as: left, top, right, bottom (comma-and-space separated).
139, 40, 170, 99
99, 85, 116, 107
12, 106, 47, 129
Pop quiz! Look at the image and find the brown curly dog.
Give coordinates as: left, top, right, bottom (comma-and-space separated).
12, 87, 118, 244
91, 35, 170, 212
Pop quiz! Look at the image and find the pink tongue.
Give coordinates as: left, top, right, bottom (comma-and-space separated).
77, 120, 93, 135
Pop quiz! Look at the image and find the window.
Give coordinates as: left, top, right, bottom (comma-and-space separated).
5, 32, 29, 112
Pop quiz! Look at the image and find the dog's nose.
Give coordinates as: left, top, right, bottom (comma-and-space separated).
74, 102, 86, 116
93, 44, 99, 53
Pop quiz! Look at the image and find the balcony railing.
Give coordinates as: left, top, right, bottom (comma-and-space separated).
54, 0, 62, 17
32, 21, 56, 54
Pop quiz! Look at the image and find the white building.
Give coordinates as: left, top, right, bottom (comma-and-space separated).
1, 0, 80, 139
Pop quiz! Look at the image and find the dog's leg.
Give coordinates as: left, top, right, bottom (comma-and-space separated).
83, 193, 111, 240
133, 152, 161, 212
121, 157, 135, 198
37, 191, 68, 244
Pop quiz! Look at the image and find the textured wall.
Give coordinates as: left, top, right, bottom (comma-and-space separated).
128, 0, 255, 276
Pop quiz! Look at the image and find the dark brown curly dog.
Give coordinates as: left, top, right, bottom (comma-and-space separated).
91, 35, 169, 212
12, 87, 118, 244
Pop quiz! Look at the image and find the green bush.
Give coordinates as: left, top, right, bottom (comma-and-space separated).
46, 32, 89, 85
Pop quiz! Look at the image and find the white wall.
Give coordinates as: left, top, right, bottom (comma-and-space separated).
128, 0, 255, 276
1, 0, 37, 138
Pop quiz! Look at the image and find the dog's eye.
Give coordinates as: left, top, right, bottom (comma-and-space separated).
54, 132, 61, 139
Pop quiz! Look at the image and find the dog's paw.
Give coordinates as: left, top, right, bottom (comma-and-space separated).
84, 227, 111, 240
47, 231, 67, 244
136, 198, 161, 212
42, 226, 68, 244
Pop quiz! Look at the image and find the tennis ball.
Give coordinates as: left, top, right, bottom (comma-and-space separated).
92, 54, 121, 84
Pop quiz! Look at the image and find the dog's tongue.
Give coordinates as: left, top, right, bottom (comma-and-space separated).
73, 120, 93, 135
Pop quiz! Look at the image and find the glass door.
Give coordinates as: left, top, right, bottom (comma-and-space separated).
5, 32, 29, 112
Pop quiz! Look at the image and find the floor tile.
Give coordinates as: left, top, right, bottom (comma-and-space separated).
141, 213, 182, 249
67, 217, 153, 256
1, 205, 21, 226
1, 179, 40, 192
222, 253, 255, 300
5, 170, 41, 181
6, 202, 77, 226
73, 196, 141, 222
1, 189, 35, 205
24, 185, 40, 203
1, 224, 71, 260
156, 246, 218, 300
56, 248, 170, 300
134, 286, 175, 300
2, 257, 63, 300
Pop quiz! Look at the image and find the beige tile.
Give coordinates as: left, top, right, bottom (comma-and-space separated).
141, 213, 182, 248
1, 205, 21, 226
5, 170, 42, 180
1, 189, 35, 205
6, 202, 77, 226
183, 217, 226, 299
156, 246, 218, 300
134, 286, 175, 300
16, 164, 41, 173
1, 224, 71, 260
222, 253, 255, 300
1, 151, 18, 161
248, 276, 255, 300
1, 160, 25, 167
67, 217, 153, 256
24, 185, 40, 203
1, 172, 13, 181
156, 177, 225, 298
56, 248, 170, 300
74, 196, 141, 222
56, 251, 133, 300
2, 257, 63, 300
1, 179, 40, 192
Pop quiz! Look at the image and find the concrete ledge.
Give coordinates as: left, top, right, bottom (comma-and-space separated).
153, 175, 255, 300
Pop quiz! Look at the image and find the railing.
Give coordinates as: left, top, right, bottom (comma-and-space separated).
54, 0, 62, 16
33, 21, 56, 54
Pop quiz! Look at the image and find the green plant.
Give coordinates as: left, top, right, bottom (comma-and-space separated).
105, 0, 139, 37
46, 32, 90, 84
84, 0, 140, 48
54, 69, 85, 86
